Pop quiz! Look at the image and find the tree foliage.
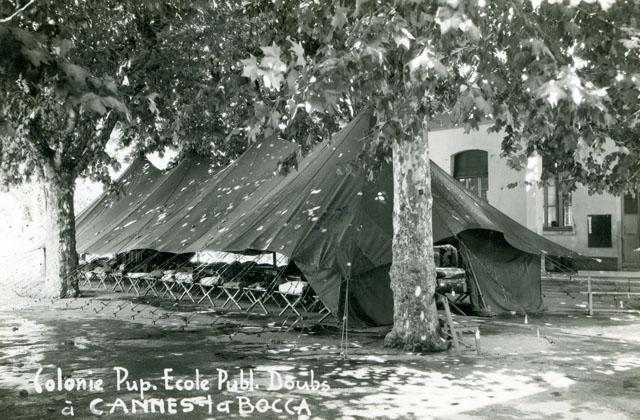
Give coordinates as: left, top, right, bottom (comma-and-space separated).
3, 0, 639, 195
0, 0, 130, 185
239, 0, 640, 193
1, 0, 252, 184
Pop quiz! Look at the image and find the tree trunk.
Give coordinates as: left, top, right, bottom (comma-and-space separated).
42, 172, 79, 298
384, 116, 447, 353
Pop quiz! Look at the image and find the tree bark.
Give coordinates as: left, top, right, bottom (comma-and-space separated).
384, 116, 447, 353
42, 172, 79, 298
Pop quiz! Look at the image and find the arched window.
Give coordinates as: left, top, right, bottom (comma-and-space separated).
453, 150, 488, 200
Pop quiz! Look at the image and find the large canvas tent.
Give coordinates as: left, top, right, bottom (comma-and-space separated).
77, 111, 576, 326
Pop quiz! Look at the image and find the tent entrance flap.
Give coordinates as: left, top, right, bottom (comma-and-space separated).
348, 263, 394, 326
458, 230, 543, 316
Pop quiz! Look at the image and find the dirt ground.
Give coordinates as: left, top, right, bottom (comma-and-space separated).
1, 290, 640, 420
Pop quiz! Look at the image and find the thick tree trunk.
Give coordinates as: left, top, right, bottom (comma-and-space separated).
42, 173, 79, 298
384, 117, 447, 353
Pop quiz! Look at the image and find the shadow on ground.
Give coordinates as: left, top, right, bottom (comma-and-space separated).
1, 293, 640, 419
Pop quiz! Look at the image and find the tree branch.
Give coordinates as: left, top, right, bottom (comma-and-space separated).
25, 109, 55, 162
0, 0, 36, 23
58, 107, 78, 164
73, 112, 118, 177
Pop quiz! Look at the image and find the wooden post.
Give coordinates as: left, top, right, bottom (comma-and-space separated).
272, 252, 277, 269
587, 275, 593, 316
441, 294, 460, 355
474, 327, 481, 355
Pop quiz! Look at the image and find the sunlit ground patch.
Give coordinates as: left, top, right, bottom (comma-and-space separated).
322, 364, 578, 418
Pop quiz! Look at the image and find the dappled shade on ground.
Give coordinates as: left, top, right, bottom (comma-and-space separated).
2, 294, 640, 419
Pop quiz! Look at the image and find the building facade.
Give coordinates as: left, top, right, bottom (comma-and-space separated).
429, 123, 636, 270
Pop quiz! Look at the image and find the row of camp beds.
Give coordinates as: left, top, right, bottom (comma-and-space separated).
80, 270, 332, 326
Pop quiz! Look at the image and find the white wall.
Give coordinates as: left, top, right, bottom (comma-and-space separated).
429, 124, 529, 224
429, 124, 622, 262
538, 187, 620, 259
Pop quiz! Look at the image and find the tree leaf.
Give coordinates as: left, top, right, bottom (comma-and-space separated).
62, 63, 89, 90
262, 70, 285, 90
86, 95, 107, 115
289, 38, 306, 67
147, 92, 160, 116
260, 42, 282, 60
20, 47, 49, 67
331, 6, 349, 29
538, 81, 567, 107
407, 48, 446, 77
286, 68, 299, 89
260, 55, 287, 73
241, 55, 259, 82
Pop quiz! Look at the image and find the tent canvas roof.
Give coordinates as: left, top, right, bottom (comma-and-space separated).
77, 110, 577, 324
78, 111, 574, 259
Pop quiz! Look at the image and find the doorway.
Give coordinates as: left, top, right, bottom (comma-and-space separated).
622, 192, 640, 268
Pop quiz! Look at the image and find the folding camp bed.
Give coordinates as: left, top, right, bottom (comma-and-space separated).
306, 295, 333, 323
318, 305, 332, 323
241, 264, 290, 315
97, 272, 111, 290
145, 272, 163, 296
219, 281, 244, 310
124, 272, 143, 295
196, 276, 223, 306
235, 277, 282, 315
158, 271, 180, 300
146, 270, 167, 297
87, 268, 111, 290
79, 270, 95, 288
275, 279, 309, 323
174, 272, 196, 303
242, 282, 270, 315
215, 262, 266, 311
125, 272, 156, 296
193, 261, 247, 307
111, 270, 127, 292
